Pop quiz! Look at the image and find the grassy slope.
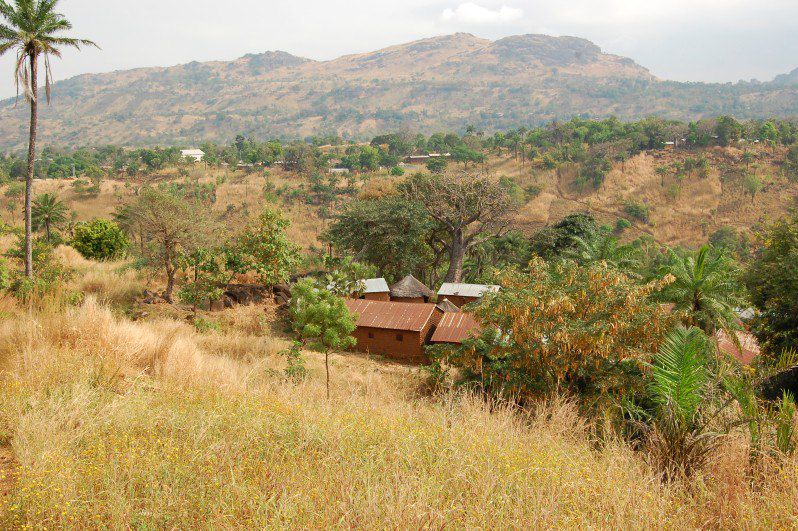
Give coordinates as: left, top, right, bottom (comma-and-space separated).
0, 255, 796, 528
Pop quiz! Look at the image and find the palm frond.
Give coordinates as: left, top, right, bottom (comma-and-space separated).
648, 326, 711, 422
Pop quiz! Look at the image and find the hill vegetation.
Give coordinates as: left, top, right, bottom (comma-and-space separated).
1, 32, 797, 149
1, 116, 798, 527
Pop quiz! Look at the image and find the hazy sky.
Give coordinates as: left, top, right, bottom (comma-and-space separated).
1, 0, 797, 98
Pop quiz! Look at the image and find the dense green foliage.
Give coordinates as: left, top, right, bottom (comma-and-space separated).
71, 219, 129, 260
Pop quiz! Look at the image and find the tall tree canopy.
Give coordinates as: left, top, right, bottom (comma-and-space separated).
403, 173, 511, 282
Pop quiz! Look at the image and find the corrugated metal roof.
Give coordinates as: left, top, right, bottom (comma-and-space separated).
345, 299, 439, 332
435, 298, 461, 313
437, 283, 500, 298
430, 312, 481, 344
716, 330, 760, 365
361, 278, 389, 293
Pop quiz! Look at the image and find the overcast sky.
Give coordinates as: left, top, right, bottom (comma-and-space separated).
1, 0, 797, 98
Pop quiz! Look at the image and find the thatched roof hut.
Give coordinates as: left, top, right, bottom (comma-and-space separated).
390, 275, 433, 303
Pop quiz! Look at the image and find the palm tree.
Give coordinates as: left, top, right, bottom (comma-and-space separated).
31, 192, 67, 242
658, 245, 743, 334
0, 0, 97, 277
566, 232, 641, 274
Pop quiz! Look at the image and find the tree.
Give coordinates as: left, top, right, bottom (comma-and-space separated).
743, 173, 762, 202
324, 196, 434, 283
323, 256, 377, 297
404, 173, 511, 282
225, 208, 300, 289
31, 192, 67, 242
71, 218, 128, 260
289, 278, 356, 399
658, 245, 744, 334
632, 326, 719, 479
439, 259, 674, 411
425, 157, 447, 174
565, 231, 640, 273
745, 214, 798, 358
0, 0, 97, 278
126, 188, 212, 302
177, 247, 225, 317
529, 212, 598, 259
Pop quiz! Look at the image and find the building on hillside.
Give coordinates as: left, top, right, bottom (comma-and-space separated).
435, 298, 460, 313
329, 167, 350, 175
357, 278, 390, 301
390, 275, 434, 303
327, 278, 390, 301
430, 312, 481, 346
404, 155, 430, 164
344, 299, 443, 363
716, 330, 760, 365
181, 149, 205, 162
437, 283, 500, 308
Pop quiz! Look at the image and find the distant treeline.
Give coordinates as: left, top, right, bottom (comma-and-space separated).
1, 116, 797, 183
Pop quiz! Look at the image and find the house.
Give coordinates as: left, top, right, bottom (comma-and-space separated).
344, 299, 443, 364
390, 275, 434, 303
437, 283, 500, 308
435, 298, 460, 313
430, 312, 481, 345
329, 167, 350, 175
716, 330, 760, 365
180, 149, 205, 162
327, 278, 390, 301
357, 278, 390, 301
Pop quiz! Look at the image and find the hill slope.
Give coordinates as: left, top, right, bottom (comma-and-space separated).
0, 32, 797, 149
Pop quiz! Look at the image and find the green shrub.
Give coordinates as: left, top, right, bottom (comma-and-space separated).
623, 200, 650, 223
615, 218, 631, 233
390, 166, 404, 176
71, 219, 129, 260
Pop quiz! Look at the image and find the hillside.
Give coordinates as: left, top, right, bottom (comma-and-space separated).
1, 32, 797, 150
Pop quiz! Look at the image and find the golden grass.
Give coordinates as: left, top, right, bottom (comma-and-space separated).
0, 285, 797, 528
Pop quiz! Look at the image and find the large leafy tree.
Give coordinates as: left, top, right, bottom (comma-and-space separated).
658, 245, 744, 334
745, 215, 798, 358
31, 192, 67, 242
323, 196, 435, 283
403, 173, 511, 283
0, 0, 97, 277
441, 259, 675, 411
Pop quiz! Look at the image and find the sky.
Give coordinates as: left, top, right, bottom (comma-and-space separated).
1, 0, 797, 98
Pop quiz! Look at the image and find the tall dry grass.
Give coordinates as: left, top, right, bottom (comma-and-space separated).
0, 296, 796, 527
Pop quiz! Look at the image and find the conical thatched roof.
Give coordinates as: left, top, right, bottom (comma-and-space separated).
436, 298, 461, 313
390, 275, 433, 299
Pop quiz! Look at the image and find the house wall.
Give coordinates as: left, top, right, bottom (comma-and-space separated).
351, 310, 442, 364
391, 296, 427, 304
445, 295, 479, 308
363, 292, 390, 301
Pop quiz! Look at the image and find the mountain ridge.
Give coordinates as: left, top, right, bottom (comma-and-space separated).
0, 33, 796, 150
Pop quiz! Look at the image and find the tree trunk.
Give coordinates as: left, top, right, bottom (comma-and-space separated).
443, 230, 466, 283
325, 350, 330, 400
24, 52, 38, 278
164, 242, 176, 302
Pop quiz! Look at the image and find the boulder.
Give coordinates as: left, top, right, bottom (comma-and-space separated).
224, 284, 270, 306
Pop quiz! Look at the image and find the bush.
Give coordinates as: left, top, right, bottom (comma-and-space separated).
623, 200, 650, 223
615, 218, 631, 233
390, 166, 404, 176
71, 219, 129, 260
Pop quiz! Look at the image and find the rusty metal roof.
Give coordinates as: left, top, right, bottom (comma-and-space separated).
716, 330, 760, 365
345, 299, 439, 332
430, 312, 481, 344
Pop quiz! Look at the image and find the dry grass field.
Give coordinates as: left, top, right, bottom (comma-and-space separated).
0, 252, 796, 528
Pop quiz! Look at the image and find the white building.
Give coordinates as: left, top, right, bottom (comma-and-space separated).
181, 149, 205, 162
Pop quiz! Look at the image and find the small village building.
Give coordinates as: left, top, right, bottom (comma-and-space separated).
437, 283, 500, 308
390, 275, 434, 303
430, 312, 481, 345
344, 299, 443, 363
358, 278, 390, 301
181, 149, 205, 162
716, 330, 760, 365
329, 167, 350, 175
435, 298, 460, 313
